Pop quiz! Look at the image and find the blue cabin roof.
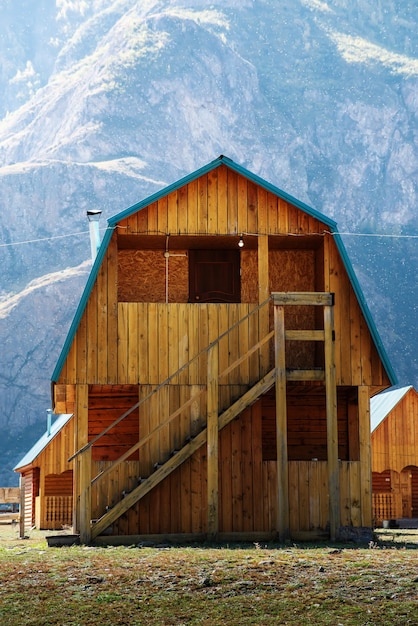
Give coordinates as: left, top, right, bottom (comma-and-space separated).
370, 386, 413, 432
14, 413, 73, 471
51, 155, 397, 385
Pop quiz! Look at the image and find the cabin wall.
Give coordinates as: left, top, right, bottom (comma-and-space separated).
371, 391, 418, 473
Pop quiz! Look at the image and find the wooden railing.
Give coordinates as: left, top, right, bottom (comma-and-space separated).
372, 492, 402, 525
44, 496, 73, 530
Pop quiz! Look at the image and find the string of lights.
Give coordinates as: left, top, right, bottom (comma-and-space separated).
0, 226, 418, 249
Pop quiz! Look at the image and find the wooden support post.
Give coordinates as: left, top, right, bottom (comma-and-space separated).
323, 303, 339, 541
74, 384, 89, 540
274, 304, 289, 541
207, 343, 219, 539
258, 234, 270, 375
19, 475, 26, 539
358, 386, 372, 527
79, 447, 92, 544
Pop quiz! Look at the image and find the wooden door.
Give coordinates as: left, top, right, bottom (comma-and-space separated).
189, 250, 240, 302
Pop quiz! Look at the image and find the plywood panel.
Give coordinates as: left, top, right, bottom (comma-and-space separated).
241, 250, 258, 303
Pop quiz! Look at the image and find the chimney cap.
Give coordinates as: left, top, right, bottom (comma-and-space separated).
87, 209, 102, 221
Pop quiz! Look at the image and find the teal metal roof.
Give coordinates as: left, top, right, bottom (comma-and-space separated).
51, 155, 397, 385
14, 413, 73, 471
370, 386, 413, 432
107, 155, 337, 229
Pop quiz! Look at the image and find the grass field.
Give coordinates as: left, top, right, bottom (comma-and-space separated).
0, 524, 417, 625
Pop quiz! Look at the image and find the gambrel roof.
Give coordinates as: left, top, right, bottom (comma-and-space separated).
51, 155, 397, 385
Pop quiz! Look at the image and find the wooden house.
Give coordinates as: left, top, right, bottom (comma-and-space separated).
14, 413, 74, 530
48, 155, 395, 544
371, 386, 418, 524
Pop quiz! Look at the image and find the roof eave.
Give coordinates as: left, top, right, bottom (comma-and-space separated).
109, 155, 338, 230
332, 231, 397, 386
51, 227, 115, 382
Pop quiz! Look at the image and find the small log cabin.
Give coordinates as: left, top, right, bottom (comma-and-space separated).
14, 413, 74, 530
371, 386, 418, 524
46, 155, 395, 544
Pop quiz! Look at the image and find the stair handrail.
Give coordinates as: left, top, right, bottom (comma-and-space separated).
91, 324, 275, 486
69, 295, 272, 462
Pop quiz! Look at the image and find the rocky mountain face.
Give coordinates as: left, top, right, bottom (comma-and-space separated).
0, 0, 417, 484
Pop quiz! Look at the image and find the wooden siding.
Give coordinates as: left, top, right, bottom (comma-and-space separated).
90, 402, 364, 536
262, 386, 359, 462
35, 419, 74, 476
88, 385, 139, 461
117, 303, 263, 386
117, 166, 327, 237
324, 234, 389, 388
57, 238, 389, 390
371, 388, 418, 473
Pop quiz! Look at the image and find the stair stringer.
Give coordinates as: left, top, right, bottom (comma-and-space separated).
91, 368, 276, 539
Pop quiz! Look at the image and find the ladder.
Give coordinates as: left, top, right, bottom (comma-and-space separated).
272, 292, 339, 541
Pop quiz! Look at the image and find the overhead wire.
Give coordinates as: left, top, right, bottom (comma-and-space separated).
0, 227, 418, 249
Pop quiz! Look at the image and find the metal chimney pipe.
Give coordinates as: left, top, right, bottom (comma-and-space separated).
46, 408, 53, 437
87, 210, 102, 262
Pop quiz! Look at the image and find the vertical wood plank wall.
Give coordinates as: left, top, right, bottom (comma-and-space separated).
87, 402, 366, 536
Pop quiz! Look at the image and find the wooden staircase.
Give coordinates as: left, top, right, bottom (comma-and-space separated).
91, 368, 275, 539
73, 292, 338, 543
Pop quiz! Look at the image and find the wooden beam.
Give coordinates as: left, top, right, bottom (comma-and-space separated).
207, 344, 219, 539
324, 303, 339, 541
218, 369, 275, 430
272, 292, 334, 306
286, 369, 325, 381
219, 330, 274, 380
285, 330, 325, 341
274, 304, 289, 541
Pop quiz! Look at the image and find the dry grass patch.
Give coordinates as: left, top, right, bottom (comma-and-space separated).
0, 526, 417, 625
